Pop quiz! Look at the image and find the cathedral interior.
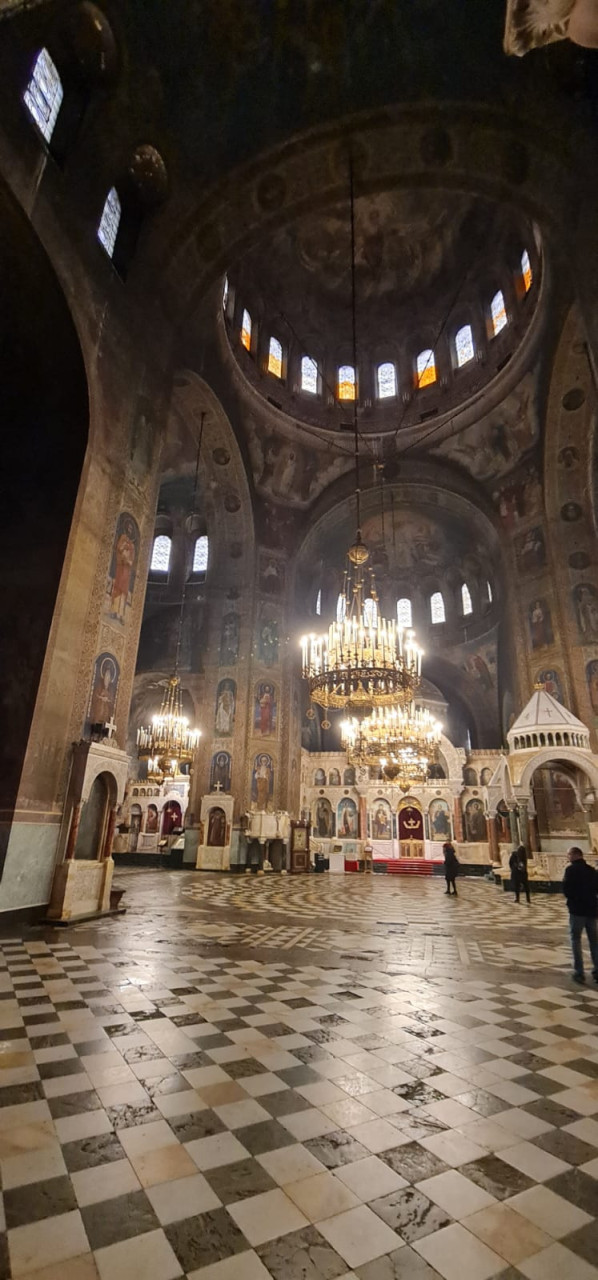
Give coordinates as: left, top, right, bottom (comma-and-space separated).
4, 3, 598, 1278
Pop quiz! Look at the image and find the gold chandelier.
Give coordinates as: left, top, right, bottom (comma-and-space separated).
341, 702, 442, 790
301, 538, 423, 716
137, 675, 201, 783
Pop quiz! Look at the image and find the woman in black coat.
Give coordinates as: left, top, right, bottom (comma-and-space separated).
443, 842, 460, 896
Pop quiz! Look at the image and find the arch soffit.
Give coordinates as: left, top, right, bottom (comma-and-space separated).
154, 105, 577, 328
516, 749, 598, 795
167, 370, 255, 564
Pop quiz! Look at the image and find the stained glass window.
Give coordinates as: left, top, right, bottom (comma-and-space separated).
462, 583, 473, 616
416, 348, 436, 388
490, 290, 507, 336
24, 48, 63, 142
222, 276, 229, 311
301, 355, 318, 394
151, 535, 171, 573
431, 591, 445, 624
455, 324, 475, 368
193, 535, 208, 574
363, 597, 378, 628
316, 589, 322, 616
521, 249, 532, 292
338, 364, 356, 401
97, 187, 121, 259
377, 362, 397, 399
397, 597, 412, 629
268, 336, 282, 378
337, 593, 347, 624
241, 309, 252, 351
486, 580, 493, 603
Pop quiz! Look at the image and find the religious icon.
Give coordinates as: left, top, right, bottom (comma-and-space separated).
558, 445, 580, 469
429, 798, 451, 839
258, 612, 279, 667
480, 768, 492, 786
337, 797, 358, 837
464, 797, 486, 842
219, 613, 240, 665
535, 668, 564, 703
587, 659, 598, 716
146, 804, 158, 833
329, 768, 341, 787
314, 797, 334, 837
314, 768, 326, 786
372, 801, 392, 840
259, 553, 285, 596
462, 653, 494, 692
215, 678, 236, 736
210, 751, 232, 792
252, 753, 274, 809
463, 766, 478, 786
88, 652, 120, 727
207, 806, 227, 846
343, 767, 356, 785
514, 525, 546, 574
529, 598, 554, 650
254, 681, 277, 736
106, 512, 139, 623
573, 583, 598, 639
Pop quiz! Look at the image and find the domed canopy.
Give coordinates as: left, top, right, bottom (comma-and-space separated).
508, 689, 590, 752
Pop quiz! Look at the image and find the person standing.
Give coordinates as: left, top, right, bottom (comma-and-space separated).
443, 842, 460, 896
563, 846, 598, 984
509, 844, 531, 904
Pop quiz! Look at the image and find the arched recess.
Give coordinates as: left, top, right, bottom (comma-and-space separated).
129, 371, 255, 804
0, 181, 88, 865
543, 304, 598, 738
517, 750, 598, 797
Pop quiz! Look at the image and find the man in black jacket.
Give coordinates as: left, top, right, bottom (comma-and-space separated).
562, 846, 598, 983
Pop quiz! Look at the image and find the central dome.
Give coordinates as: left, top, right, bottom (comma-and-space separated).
223, 189, 541, 437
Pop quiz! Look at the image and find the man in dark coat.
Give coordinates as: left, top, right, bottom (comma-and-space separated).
563, 846, 598, 984
443, 842, 460, 896
509, 845, 531, 904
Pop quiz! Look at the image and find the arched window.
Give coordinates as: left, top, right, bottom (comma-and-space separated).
416, 348, 436, 388
490, 290, 507, 336
268, 336, 282, 378
486, 580, 493, 603
193, 534, 209, 575
337, 593, 347, 625
241, 309, 252, 351
430, 591, 445, 624
24, 48, 63, 143
150, 535, 171, 573
301, 355, 318, 394
97, 187, 121, 259
315, 589, 322, 616
397, 597, 412, 629
521, 249, 532, 293
461, 583, 473, 616
338, 364, 356, 401
222, 276, 229, 311
363, 597, 378, 628
455, 324, 475, 368
377, 362, 397, 399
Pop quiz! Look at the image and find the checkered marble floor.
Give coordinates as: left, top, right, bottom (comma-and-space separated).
3, 880, 598, 1280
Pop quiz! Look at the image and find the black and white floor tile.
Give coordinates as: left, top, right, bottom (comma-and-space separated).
1, 871, 598, 1278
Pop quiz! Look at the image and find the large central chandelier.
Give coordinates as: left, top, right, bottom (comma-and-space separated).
301, 540, 423, 716
137, 675, 201, 783
341, 702, 442, 790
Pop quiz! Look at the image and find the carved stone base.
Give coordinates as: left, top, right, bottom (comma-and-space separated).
196, 846, 230, 871
47, 858, 114, 921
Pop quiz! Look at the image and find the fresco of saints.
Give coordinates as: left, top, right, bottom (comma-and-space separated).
108, 514, 139, 623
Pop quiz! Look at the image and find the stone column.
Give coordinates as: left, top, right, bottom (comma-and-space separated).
528, 809, 540, 854
486, 814, 499, 862
453, 798, 464, 842
508, 802, 520, 846
102, 807, 118, 861
518, 799, 530, 852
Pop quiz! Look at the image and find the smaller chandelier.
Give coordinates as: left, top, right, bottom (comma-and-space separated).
341, 702, 442, 790
301, 539, 423, 715
137, 675, 201, 782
